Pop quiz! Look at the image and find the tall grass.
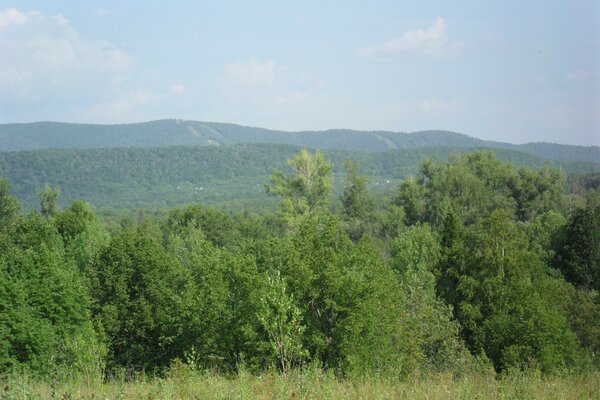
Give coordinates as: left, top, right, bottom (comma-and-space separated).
2, 367, 599, 400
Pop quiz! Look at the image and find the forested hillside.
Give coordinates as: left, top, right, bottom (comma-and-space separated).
2, 143, 598, 210
1, 150, 599, 393
1, 120, 598, 163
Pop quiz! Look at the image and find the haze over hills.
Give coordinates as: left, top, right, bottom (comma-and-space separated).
0, 119, 598, 163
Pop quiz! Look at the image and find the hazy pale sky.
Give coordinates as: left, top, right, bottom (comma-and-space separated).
0, 1, 598, 145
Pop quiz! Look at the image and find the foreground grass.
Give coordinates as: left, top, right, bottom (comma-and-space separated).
2, 369, 599, 400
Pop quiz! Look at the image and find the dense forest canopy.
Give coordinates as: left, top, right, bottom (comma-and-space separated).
1, 150, 598, 380
1, 143, 598, 211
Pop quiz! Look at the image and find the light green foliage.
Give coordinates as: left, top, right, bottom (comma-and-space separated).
250, 215, 421, 377
164, 227, 228, 369
371, 203, 406, 242
397, 152, 569, 228
37, 183, 60, 217
266, 149, 333, 227
258, 271, 307, 372
390, 224, 440, 275
55, 201, 110, 277
165, 226, 265, 371
291, 215, 419, 377
337, 237, 421, 377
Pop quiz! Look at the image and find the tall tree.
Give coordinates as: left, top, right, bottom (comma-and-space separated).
257, 270, 307, 372
38, 183, 60, 217
553, 205, 600, 291
340, 161, 375, 240
0, 211, 101, 375
391, 224, 474, 373
0, 178, 19, 227
454, 211, 580, 372
266, 149, 333, 227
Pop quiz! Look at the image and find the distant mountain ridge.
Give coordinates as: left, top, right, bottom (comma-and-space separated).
0, 119, 598, 163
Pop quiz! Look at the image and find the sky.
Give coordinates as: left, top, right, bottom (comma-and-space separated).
0, 1, 598, 145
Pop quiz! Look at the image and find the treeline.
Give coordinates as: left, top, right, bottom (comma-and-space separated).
0, 151, 598, 379
2, 143, 598, 210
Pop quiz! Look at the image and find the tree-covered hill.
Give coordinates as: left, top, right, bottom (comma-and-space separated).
1, 120, 598, 163
1, 143, 598, 210
1, 149, 599, 382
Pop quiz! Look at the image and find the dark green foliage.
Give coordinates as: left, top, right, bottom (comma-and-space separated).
0, 178, 20, 226
391, 224, 474, 373
0, 212, 100, 375
553, 205, 600, 291
437, 208, 467, 309
166, 204, 241, 248
560, 283, 600, 357
509, 168, 565, 221
447, 211, 581, 372
394, 177, 426, 225
340, 161, 375, 240
341, 161, 374, 220
93, 223, 188, 371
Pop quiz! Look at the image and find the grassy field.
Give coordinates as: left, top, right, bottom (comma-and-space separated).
2, 369, 599, 400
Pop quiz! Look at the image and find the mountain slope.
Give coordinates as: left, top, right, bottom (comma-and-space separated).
1, 143, 597, 210
1, 120, 597, 163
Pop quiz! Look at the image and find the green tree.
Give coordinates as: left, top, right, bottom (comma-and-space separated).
340, 161, 375, 240
93, 223, 189, 371
55, 201, 110, 277
166, 204, 241, 248
0, 178, 20, 227
166, 225, 264, 372
436, 208, 467, 310
258, 270, 307, 372
391, 224, 474, 373
0, 212, 101, 375
455, 211, 581, 372
509, 167, 566, 221
266, 149, 333, 227
400, 152, 521, 228
394, 176, 425, 226
38, 183, 60, 217
552, 205, 600, 291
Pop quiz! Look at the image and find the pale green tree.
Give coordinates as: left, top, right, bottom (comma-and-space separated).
38, 183, 60, 217
266, 149, 333, 227
258, 270, 307, 372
